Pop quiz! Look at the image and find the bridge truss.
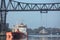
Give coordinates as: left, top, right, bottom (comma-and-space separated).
0, 0, 60, 32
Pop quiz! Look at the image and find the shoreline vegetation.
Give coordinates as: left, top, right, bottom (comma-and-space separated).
27, 26, 60, 35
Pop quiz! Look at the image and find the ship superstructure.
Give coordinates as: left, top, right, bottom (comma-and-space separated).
6, 23, 28, 40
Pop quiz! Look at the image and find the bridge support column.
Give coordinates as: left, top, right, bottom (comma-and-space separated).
0, 0, 7, 33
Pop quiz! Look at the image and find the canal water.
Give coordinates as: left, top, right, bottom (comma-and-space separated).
0, 35, 60, 40
28, 37, 60, 40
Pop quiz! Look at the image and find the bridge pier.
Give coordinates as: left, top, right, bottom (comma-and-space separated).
0, 0, 7, 33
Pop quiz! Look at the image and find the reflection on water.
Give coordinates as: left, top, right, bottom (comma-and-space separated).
0, 36, 6, 40
0, 35, 60, 40
28, 35, 60, 40
28, 37, 60, 40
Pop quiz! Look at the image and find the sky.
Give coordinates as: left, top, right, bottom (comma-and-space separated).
6, 0, 60, 29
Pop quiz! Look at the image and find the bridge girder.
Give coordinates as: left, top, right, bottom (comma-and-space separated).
0, 0, 60, 13
0, 0, 60, 33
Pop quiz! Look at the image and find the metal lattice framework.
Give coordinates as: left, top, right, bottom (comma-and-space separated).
0, 0, 60, 32
0, 0, 60, 13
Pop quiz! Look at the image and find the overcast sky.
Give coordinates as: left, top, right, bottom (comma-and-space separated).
6, 0, 60, 29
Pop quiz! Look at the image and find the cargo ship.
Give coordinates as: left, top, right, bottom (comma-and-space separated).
6, 23, 28, 40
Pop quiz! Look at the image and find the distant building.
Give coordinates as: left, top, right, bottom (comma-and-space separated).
39, 28, 48, 35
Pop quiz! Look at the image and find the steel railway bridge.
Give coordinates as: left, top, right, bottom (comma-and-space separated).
0, 0, 60, 33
